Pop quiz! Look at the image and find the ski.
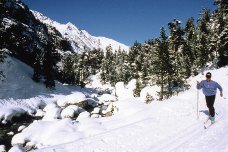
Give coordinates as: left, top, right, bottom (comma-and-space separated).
203, 112, 220, 129
204, 117, 217, 129
204, 117, 211, 129
204, 121, 216, 129
204, 121, 211, 129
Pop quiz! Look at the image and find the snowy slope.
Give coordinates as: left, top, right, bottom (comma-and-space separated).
1, 54, 228, 152
0, 55, 90, 124
31, 67, 228, 152
7, 67, 227, 152
32, 11, 129, 53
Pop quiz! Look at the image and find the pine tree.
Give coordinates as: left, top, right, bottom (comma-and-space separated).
122, 63, 131, 84
89, 48, 104, 74
133, 79, 142, 97
43, 42, 55, 89
109, 62, 117, 86
32, 56, 42, 82
77, 51, 88, 87
152, 27, 173, 100
213, 0, 228, 67
195, 9, 212, 71
145, 93, 154, 104
73, 54, 80, 85
125, 42, 141, 81
142, 42, 151, 80
144, 40, 156, 82
100, 45, 114, 84
128, 41, 141, 64
184, 17, 197, 76
141, 58, 149, 86
62, 53, 75, 84
168, 19, 185, 94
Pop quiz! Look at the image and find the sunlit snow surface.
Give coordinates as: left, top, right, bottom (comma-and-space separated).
1, 56, 228, 152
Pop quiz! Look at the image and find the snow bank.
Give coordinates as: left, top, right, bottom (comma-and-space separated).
12, 119, 78, 147
0, 97, 46, 124
126, 79, 136, 91
98, 94, 117, 104
140, 85, 160, 102
8, 145, 25, 152
0, 56, 91, 124
115, 81, 134, 99
0, 106, 27, 124
11, 118, 106, 149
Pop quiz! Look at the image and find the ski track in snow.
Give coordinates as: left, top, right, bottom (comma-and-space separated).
33, 68, 228, 152
146, 122, 203, 152
34, 101, 228, 152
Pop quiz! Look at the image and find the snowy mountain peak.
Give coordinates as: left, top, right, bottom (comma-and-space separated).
32, 10, 58, 27
66, 22, 76, 28
66, 22, 79, 31
32, 11, 129, 53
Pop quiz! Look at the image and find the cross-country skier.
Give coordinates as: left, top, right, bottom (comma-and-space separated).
196, 72, 223, 122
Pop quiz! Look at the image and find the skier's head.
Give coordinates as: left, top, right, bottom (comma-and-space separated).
206, 72, 211, 79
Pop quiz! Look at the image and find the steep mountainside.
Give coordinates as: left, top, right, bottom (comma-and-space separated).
0, 0, 73, 65
0, 0, 129, 87
32, 11, 129, 53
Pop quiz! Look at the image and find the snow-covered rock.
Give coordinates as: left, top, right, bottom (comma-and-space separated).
42, 108, 61, 121
18, 125, 27, 132
43, 103, 58, 112
61, 105, 79, 118
87, 98, 98, 107
98, 94, 117, 104
101, 102, 115, 116
0, 106, 27, 124
91, 107, 100, 114
25, 141, 36, 151
7, 131, 14, 136
0, 145, 6, 152
77, 111, 90, 120
115, 82, 125, 97
57, 92, 87, 107
91, 114, 100, 118
35, 109, 45, 117
61, 108, 75, 118
12, 119, 81, 148
42, 104, 61, 121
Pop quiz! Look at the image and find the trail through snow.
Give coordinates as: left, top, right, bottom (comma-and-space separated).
33, 67, 228, 152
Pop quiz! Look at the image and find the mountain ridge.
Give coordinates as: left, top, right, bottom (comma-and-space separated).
32, 10, 129, 53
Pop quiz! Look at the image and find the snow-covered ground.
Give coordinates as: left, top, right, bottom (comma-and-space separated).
0, 56, 228, 152
32, 66, 228, 152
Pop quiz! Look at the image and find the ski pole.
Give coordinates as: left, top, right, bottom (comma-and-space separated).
197, 89, 199, 120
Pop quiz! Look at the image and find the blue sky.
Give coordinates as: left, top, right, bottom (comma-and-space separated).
22, 0, 216, 46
